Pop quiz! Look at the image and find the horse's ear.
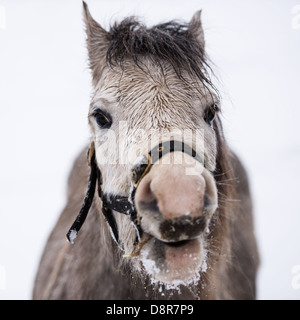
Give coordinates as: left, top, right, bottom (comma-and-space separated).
82, 1, 110, 86
189, 10, 205, 48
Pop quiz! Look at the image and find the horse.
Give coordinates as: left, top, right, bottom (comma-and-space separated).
32, 2, 259, 300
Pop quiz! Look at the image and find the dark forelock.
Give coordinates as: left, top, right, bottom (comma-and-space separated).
105, 17, 218, 97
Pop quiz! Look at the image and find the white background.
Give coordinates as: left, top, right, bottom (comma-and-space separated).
0, 0, 299, 300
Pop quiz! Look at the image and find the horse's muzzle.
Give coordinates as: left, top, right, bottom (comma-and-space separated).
135, 161, 218, 243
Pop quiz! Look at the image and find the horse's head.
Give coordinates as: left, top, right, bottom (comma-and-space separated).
81, 2, 222, 286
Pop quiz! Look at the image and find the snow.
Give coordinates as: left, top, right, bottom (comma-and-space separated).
0, 0, 300, 300
139, 239, 208, 292
67, 230, 77, 245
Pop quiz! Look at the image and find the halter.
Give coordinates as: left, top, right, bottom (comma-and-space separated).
66, 140, 203, 250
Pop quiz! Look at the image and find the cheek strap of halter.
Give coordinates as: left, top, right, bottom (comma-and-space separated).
66, 143, 121, 248
66, 143, 98, 244
66, 144, 135, 250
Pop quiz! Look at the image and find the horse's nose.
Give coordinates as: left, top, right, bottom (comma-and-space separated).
135, 163, 218, 242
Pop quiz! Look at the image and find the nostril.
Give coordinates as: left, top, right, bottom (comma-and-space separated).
138, 199, 159, 213
163, 240, 190, 247
203, 194, 218, 214
204, 195, 210, 208
136, 175, 156, 203
203, 194, 218, 210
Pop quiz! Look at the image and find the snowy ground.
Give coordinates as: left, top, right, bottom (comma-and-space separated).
0, 0, 299, 299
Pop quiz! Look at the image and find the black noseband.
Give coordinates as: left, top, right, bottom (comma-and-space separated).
66, 140, 203, 248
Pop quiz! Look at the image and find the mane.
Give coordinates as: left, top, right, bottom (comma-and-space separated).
106, 17, 218, 97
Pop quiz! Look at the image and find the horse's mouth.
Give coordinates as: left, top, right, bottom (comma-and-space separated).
138, 233, 206, 285
163, 239, 191, 247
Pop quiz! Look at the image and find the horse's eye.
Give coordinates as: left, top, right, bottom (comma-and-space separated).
93, 109, 112, 129
204, 103, 219, 125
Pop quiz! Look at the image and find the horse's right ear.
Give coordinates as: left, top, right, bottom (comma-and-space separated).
189, 10, 205, 48
82, 1, 110, 86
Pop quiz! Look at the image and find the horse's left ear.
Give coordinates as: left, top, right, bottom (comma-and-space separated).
189, 10, 205, 47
